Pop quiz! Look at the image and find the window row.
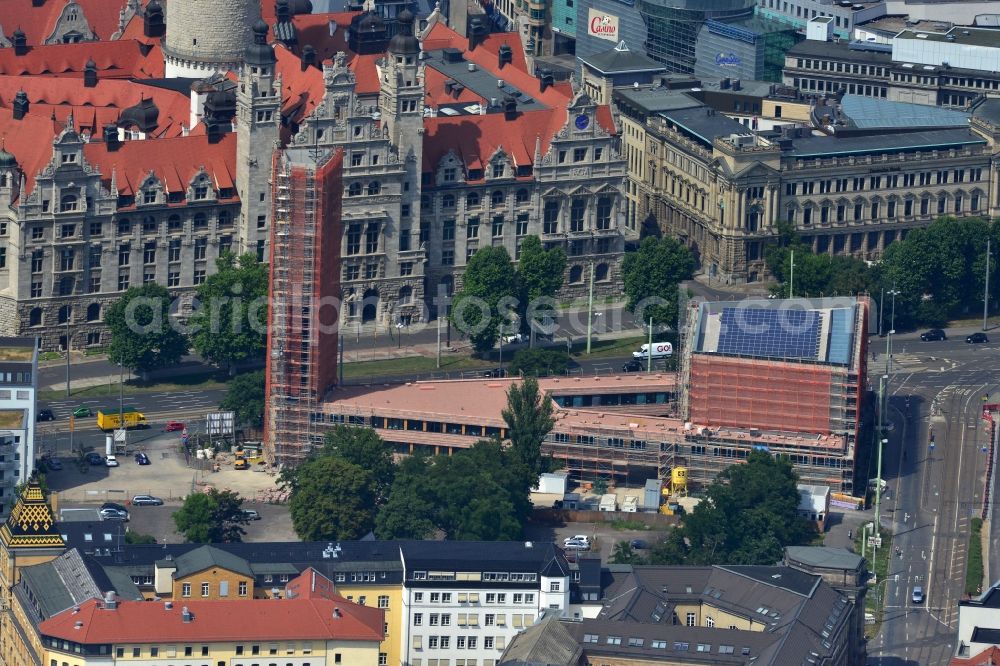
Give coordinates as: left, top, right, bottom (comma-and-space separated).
180, 580, 250, 597
786, 169, 983, 195
413, 635, 506, 651
786, 193, 982, 225
26, 212, 234, 243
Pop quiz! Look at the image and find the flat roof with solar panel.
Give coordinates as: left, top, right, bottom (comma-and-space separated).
693, 297, 862, 366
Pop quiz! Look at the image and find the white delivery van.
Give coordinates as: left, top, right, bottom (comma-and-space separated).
633, 342, 673, 359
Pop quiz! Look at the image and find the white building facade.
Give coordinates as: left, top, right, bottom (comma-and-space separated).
400, 542, 570, 666
0, 336, 37, 517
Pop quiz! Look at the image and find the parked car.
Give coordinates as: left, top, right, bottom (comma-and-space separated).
72, 406, 91, 418
101, 502, 128, 513
563, 541, 590, 551
134, 452, 150, 465
564, 534, 591, 545
967, 332, 989, 344
44, 458, 63, 471
36, 409, 55, 422
920, 329, 947, 341
912, 586, 924, 604
131, 495, 163, 506
99, 507, 128, 521
630, 539, 649, 549
85, 452, 105, 466
483, 368, 508, 378
165, 421, 186, 432
621, 359, 644, 373
105, 455, 119, 467
502, 333, 526, 344
243, 509, 261, 520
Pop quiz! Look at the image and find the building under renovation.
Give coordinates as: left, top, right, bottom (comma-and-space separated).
264, 148, 343, 465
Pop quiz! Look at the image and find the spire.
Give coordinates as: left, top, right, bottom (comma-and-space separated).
533, 135, 542, 164
0, 477, 64, 551
614, 40, 628, 52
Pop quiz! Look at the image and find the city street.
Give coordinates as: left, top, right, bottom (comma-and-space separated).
868, 327, 1000, 665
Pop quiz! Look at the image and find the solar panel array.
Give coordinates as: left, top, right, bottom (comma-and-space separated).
716, 307, 821, 360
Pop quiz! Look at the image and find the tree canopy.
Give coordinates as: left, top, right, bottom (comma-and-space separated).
516, 236, 566, 336
219, 370, 265, 428
173, 489, 249, 543
319, 426, 396, 504
189, 253, 269, 373
509, 348, 571, 377
621, 236, 696, 328
502, 377, 555, 479
450, 246, 519, 355
648, 451, 814, 565
106, 283, 188, 375
764, 221, 875, 299
287, 456, 376, 541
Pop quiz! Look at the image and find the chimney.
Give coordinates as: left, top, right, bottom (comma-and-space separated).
12, 91, 28, 120
498, 44, 512, 69
301, 44, 316, 70
12, 29, 27, 56
503, 94, 517, 120
467, 16, 486, 51
143, 0, 165, 38
276, 0, 291, 22
103, 125, 120, 151
164, 601, 173, 610
539, 68, 554, 93
83, 59, 98, 88
181, 607, 193, 623
720, 77, 730, 89
333, 607, 343, 618
732, 79, 741, 91
103, 591, 117, 610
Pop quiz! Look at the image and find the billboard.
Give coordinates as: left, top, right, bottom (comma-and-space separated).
587, 9, 619, 42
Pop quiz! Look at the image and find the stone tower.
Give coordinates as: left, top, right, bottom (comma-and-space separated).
236, 20, 281, 259
163, 0, 261, 78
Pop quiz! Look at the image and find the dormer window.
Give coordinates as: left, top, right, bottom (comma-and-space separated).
143, 190, 157, 205
61, 153, 77, 164
443, 168, 456, 182
194, 185, 208, 200
59, 194, 78, 212
492, 163, 505, 179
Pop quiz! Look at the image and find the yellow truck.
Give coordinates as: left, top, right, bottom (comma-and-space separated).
96, 408, 147, 432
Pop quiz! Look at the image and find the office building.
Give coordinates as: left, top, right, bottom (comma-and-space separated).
635, 0, 755, 73
692, 16, 802, 82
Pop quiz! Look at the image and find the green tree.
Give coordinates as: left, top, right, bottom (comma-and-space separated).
321, 426, 395, 504
189, 253, 269, 374
621, 236, 695, 328
287, 456, 376, 541
450, 246, 519, 355
610, 540, 642, 564
106, 283, 189, 378
125, 531, 158, 545
516, 236, 566, 336
509, 348, 570, 377
649, 451, 813, 565
173, 489, 249, 543
375, 455, 437, 540
502, 377, 555, 479
220, 370, 265, 428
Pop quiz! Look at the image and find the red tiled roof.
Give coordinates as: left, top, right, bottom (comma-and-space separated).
291, 11, 358, 62
39, 596, 385, 644
0, 107, 59, 196
0, 40, 164, 78
274, 43, 325, 126
0, 0, 129, 45
82, 132, 237, 196
0, 77, 190, 138
951, 646, 1000, 665
424, 66, 485, 107
285, 568, 339, 601
350, 53, 381, 96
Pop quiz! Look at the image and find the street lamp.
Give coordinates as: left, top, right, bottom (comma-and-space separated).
886, 288, 899, 377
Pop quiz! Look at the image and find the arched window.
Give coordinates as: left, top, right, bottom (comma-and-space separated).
515, 188, 530, 204
595, 263, 609, 281
29, 308, 42, 327
442, 194, 455, 209
167, 214, 182, 231
398, 285, 413, 305
60, 193, 78, 212
348, 182, 362, 197
466, 192, 480, 208
57, 305, 71, 324
367, 181, 381, 195
491, 190, 504, 206
569, 265, 583, 284
86, 303, 101, 322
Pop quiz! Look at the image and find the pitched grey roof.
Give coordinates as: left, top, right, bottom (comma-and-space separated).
173, 545, 253, 578
17, 549, 141, 620
579, 41, 665, 75
499, 615, 583, 665
787, 128, 985, 158
785, 545, 863, 571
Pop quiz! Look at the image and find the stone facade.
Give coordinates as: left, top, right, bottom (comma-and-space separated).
163, 0, 260, 77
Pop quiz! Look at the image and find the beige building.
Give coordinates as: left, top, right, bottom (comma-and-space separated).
613, 81, 998, 283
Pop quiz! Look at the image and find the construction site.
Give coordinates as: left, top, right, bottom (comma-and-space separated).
264, 147, 343, 466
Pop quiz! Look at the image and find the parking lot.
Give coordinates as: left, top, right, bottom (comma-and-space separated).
525, 521, 666, 560
44, 429, 294, 543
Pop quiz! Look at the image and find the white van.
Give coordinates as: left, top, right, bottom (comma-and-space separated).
633, 342, 673, 359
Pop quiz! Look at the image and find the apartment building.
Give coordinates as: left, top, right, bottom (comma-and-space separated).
399, 541, 570, 666
0, 337, 36, 518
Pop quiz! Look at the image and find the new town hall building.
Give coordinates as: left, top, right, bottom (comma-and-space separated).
0, 0, 630, 349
